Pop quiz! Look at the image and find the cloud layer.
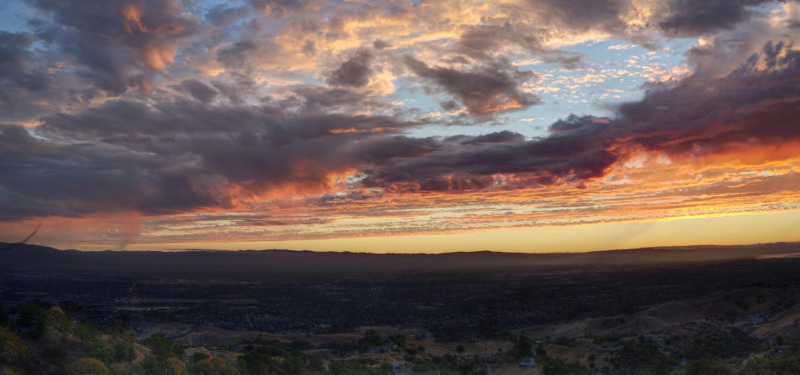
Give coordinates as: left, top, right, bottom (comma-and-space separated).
1, 0, 799, 247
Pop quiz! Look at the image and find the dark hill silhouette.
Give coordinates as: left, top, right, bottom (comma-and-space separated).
1, 242, 799, 280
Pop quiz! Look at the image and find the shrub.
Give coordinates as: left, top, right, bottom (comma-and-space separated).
68, 358, 110, 375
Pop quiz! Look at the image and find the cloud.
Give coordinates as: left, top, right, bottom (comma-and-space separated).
4, 36, 800, 220
359, 40, 800, 192
0, 31, 49, 92
0, 91, 419, 220
2, 0, 800, 238
0, 31, 53, 122
28, 0, 199, 95
659, 0, 777, 36
176, 79, 218, 103
327, 49, 374, 88
404, 56, 540, 115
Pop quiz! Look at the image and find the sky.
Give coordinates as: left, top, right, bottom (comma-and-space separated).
1, 0, 800, 252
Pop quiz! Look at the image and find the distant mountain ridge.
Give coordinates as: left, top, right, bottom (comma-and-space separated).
1, 242, 799, 280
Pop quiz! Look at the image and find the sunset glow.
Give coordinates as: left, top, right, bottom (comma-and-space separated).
2, 0, 800, 252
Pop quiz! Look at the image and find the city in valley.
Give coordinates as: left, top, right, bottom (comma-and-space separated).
3, 243, 800, 374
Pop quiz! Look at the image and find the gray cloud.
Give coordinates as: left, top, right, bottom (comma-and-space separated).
28, 0, 199, 95
404, 56, 539, 115
327, 49, 374, 88
176, 79, 218, 103
659, 0, 777, 36
361, 40, 800, 192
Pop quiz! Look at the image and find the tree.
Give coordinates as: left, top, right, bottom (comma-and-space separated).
390, 334, 407, 348
142, 333, 183, 360
12, 303, 45, 333
74, 322, 103, 344
0, 328, 27, 365
38, 309, 73, 337
193, 358, 239, 375
513, 336, 532, 359
67, 358, 110, 375
686, 359, 733, 375
141, 333, 185, 375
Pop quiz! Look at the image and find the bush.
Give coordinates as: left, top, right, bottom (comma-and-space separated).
0, 328, 27, 365
38, 309, 73, 337
329, 361, 382, 375
68, 358, 110, 375
685, 358, 732, 375
192, 357, 239, 375
738, 352, 800, 375
539, 357, 586, 375
609, 338, 675, 375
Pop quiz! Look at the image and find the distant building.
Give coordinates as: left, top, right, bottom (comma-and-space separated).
518, 357, 537, 367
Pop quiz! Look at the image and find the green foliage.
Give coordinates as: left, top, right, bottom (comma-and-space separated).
142, 333, 183, 360
12, 303, 45, 333
738, 351, 800, 375
591, 333, 623, 345
68, 358, 110, 375
38, 309, 74, 337
390, 335, 407, 348
142, 355, 186, 375
608, 338, 675, 375
685, 358, 732, 375
237, 344, 322, 375
682, 328, 757, 360
379, 363, 393, 373
358, 330, 385, 352
111, 335, 137, 363
75, 322, 103, 343
0, 328, 27, 365
192, 358, 240, 375
539, 357, 586, 375
74, 322, 136, 364
91, 340, 116, 364
141, 333, 184, 375
329, 361, 381, 375
512, 336, 532, 359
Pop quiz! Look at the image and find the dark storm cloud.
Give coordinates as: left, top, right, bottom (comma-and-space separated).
455, 0, 785, 61
616, 40, 800, 153
289, 86, 369, 111
27, 0, 199, 95
360, 40, 800, 192
327, 49, 374, 88
457, 0, 628, 62
3, 41, 800, 217
404, 56, 539, 115
176, 79, 218, 103
0, 31, 54, 122
0, 92, 419, 220
216, 39, 259, 69
659, 0, 778, 36
527, 0, 630, 33
360, 120, 616, 192
445, 131, 527, 145
0, 31, 48, 92
0, 123, 234, 220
